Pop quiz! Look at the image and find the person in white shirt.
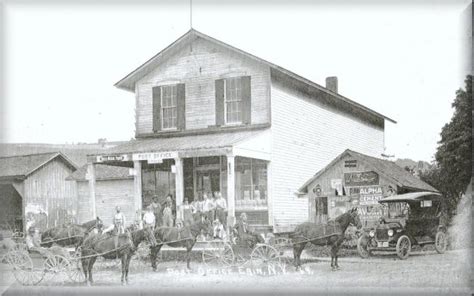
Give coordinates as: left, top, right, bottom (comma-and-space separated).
213, 219, 227, 240
214, 191, 228, 228
142, 206, 156, 229
103, 206, 126, 235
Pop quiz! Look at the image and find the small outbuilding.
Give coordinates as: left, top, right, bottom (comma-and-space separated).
0, 152, 77, 232
297, 149, 438, 227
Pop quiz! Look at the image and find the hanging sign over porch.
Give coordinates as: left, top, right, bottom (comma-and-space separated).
96, 154, 129, 163
132, 151, 178, 162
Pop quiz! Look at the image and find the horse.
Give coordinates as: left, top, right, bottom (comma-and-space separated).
80, 227, 157, 285
150, 214, 212, 271
40, 217, 103, 248
291, 208, 362, 271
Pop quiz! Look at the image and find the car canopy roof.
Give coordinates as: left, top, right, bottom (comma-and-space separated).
379, 191, 442, 204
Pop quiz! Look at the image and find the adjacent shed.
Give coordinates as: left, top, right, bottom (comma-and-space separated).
0, 152, 77, 232
298, 149, 438, 227
67, 164, 134, 227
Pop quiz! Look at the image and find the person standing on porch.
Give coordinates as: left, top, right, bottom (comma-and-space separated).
142, 206, 156, 230
113, 206, 126, 234
203, 193, 216, 222
151, 195, 162, 228
214, 191, 227, 228
181, 198, 194, 226
162, 203, 173, 227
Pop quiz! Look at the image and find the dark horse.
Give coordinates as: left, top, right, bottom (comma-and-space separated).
80, 227, 156, 285
40, 217, 103, 248
291, 208, 362, 271
150, 214, 212, 271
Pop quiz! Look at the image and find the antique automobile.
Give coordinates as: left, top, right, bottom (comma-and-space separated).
357, 191, 448, 259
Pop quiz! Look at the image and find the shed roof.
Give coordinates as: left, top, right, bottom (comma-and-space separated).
298, 149, 438, 194
379, 191, 442, 203
0, 152, 77, 180
114, 29, 395, 124
95, 129, 265, 156
67, 164, 132, 181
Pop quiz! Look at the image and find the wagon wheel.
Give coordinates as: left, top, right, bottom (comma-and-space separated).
12, 252, 45, 286
250, 244, 281, 269
272, 237, 291, 264
396, 235, 411, 260
202, 241, 235, 266
66, 247, 85, 283
434, 231, 447, 254
43, 255, 69, 282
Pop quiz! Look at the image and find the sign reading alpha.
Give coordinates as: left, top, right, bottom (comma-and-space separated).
344, 171, 379, 187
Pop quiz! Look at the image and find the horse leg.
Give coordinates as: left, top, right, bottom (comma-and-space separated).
121, 254, 126, 285
88, 257, 97, 284
293, 243, 305, 271
330, 245, 337, 271
186, 243, 193, 270
150, 246, 162, 271
81, 259, 89, 285
125, 253, 132, 285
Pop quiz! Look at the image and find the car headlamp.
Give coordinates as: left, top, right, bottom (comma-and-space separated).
387, 229, 394, 236
369, 230, 375, 237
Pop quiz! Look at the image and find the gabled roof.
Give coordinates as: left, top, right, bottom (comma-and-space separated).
0, 152, 77, 180
114, 29, 396, 124
67, 164, 132, 181
298, 149, 438, 194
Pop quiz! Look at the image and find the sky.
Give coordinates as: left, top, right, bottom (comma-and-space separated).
1, 0, 471, 162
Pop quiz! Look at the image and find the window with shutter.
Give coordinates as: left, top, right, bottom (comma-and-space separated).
217, 76, 251, 125
153, 83, 185, 132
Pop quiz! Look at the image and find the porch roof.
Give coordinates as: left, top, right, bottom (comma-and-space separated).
91, 129, 270, 160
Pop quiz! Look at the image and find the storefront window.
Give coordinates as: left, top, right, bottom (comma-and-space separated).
235, 157, 268, 208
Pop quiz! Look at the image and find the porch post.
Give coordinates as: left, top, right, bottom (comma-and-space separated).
133, 160, 143, 223
87, 163, 97, 220
174, 157, 184, 221
226, 155, 236, 227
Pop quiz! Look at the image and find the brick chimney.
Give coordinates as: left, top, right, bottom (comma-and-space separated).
325, 76, 338, 93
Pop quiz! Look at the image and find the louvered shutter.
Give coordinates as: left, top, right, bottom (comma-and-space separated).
241, 76, 252, 124
177, 83, 186, 130
215, 79, 225, 126
152, 86, 162, 132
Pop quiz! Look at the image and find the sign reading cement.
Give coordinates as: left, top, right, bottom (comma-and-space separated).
96, 154, 129, 163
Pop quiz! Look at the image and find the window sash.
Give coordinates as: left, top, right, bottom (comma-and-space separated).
224, 78, 243, 124
161, 85, 178, 129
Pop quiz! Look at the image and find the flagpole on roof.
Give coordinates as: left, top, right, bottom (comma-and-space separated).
190, 0, 193, 29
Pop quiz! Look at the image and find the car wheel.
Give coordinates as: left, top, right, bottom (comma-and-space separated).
396, 235, 411, 260
434, 231, 447, 254
357, 235, 370, 259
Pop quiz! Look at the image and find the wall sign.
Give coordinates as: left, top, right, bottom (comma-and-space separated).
132, 151, 178, 162
344, 171, 379, 186
96, 154, 129, 163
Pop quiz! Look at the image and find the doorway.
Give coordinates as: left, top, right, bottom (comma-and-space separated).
196, 170, 220, 197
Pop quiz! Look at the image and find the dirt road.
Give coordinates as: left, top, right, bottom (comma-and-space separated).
2, 248, 471, 295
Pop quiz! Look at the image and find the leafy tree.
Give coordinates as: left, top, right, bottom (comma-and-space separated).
420, 75, 472, 217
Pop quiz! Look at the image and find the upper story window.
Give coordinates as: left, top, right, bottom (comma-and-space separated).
161, 85, 178, 129
224, 77, 243, 124
152, 83, 186, 132
215, 76, 251, 126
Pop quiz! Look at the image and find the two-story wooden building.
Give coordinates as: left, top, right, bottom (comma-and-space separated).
85, 29, 395, 232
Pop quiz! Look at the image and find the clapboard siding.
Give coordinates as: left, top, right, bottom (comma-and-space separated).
77, 179, 134, 226
22, 160, 77, 229
270, 80, 384, 230
136, 37, 270, 135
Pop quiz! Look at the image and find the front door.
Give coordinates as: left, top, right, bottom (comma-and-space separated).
196, 170, 220, 197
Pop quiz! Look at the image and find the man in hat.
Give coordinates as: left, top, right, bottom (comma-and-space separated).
233, 212, 263, 248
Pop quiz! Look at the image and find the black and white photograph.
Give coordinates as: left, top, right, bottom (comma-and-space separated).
0, 0, 472, 295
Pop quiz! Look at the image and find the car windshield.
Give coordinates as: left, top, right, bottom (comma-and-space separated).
381, 202, 409, 219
